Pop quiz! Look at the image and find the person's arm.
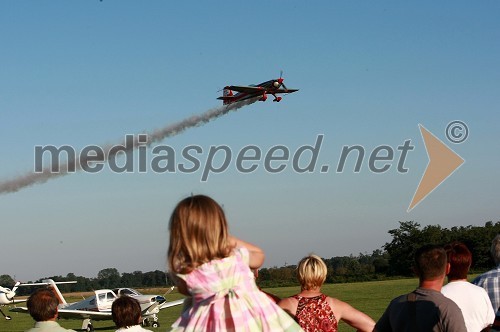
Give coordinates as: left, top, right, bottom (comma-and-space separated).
330, 298, 375, 332
278, 297, 298, 318
170, 273, 189, 296
228, 235, 265, 269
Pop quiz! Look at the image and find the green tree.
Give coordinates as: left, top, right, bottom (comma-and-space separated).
383, 220, 500, 276
97, 268, 121, 289
0, 274, 15, 286
384, 221, 426, 276
121, 271, 143, 287
142, 270, 167, 287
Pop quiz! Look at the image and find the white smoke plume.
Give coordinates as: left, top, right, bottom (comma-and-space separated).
0, 97, 260, 195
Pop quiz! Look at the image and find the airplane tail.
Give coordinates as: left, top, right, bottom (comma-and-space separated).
22, 279, 76, 306
18, 279, 75, 306
39, 279, 68, 305
223, 88, 232, 97
219, 88, 234, 105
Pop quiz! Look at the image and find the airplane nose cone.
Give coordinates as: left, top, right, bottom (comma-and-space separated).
155, 295, 166, 303
278, 78, 284, 84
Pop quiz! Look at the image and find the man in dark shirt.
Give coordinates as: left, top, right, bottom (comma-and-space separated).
375, 244, 466, 332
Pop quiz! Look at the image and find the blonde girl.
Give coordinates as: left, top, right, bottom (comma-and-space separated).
168, 195, 302, 332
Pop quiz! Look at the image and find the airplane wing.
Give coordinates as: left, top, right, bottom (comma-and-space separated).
158, 298, 184, 310
6, 299, 27, 304
9, 306, 28, 313
10, 306, 111, 320
226, 86, 264, 94
217, 95, 237, 101
273, 88, 299, 94
57, 309, 111, 320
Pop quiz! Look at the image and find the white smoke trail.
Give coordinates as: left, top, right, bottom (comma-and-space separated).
0, 97, 260, 195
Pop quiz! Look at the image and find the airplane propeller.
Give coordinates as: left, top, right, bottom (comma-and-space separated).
0, 282, 21, 321
0, 282, 20, 302
278, 70, 289, 91
11, 282, 20, 296
162, 286, 175, 298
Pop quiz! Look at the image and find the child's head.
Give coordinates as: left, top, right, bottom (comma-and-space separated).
168, 194, 232, 274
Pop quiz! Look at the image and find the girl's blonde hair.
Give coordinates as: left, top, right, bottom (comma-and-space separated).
297, 254, 327, 290
167, 195, 232, 274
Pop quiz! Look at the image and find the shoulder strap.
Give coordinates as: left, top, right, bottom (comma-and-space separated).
407, 292, 417, 332
407, 292, 417, 302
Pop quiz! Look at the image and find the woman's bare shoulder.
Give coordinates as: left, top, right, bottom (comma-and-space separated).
327, 296, 352, 314
278, 296, 299, 315
278, 295, 298, 306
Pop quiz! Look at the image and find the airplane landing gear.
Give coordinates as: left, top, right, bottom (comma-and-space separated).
143, 317, 160, 328
5, 316, 11, 320
82, 318, 93, 332
1, 308, 12, 320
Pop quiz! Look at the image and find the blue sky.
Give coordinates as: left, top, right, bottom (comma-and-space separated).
1, 1, 499, 281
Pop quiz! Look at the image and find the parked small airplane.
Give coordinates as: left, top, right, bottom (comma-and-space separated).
11, 279, 184, 331
0, 282, 23, 320
2, 280, 80, 321
217, 71, 299, 105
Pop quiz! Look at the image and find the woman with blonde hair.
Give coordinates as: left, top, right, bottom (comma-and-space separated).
168, 194, 301, 331
279, 254, 375, 332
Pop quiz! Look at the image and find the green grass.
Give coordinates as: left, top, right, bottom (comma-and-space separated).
0, 279, 419, 331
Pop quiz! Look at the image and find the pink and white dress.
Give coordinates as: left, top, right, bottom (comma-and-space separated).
171, 247, 302, 331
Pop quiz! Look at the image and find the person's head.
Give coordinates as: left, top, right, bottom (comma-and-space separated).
27, 288, 59, 322
444, 242, 472, 280
414, 244, 448, 281
491, 235, 500, 265
112, 296, 141, 328
297, 254, 327, 291
167, 194, 232, 274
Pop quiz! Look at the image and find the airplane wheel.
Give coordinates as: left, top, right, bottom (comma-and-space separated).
152, 322, 160, 328
5, 315, 12, 320
86, 323, 94, 332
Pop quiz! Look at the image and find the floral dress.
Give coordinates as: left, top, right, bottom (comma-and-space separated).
293, 294, 338, 332
171, 247, 303, 332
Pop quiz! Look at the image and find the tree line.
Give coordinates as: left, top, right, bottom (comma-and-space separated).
257, 221, 500, 287
2, 220, 499, 292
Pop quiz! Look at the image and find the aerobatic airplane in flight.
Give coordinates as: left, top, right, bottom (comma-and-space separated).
217, 71, 298, 105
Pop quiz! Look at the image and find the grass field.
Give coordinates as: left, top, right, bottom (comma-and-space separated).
0, 278, 419, 331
